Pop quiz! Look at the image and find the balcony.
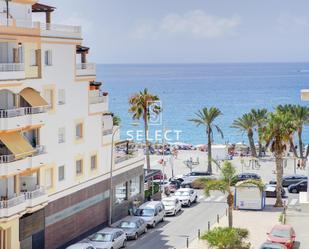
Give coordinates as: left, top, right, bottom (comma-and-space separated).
89, 90, 108, 114
114, 141, 142, 165
0, 106, 48, 131
40, 23, 82, 39
0, 63, 25, 81
0, 146, 48, 177
76, 63, 96, 77
0, 195, 27, 219
24, 187, 48, 209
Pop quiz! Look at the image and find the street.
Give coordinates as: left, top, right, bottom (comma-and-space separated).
126, 190, 227, 249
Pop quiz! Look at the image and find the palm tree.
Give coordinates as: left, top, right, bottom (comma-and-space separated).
261, 110, 296, 207
129, 88, 161, 173
204, 161, 236, 228
231, 113, 257, 157
112, 114, 121, 126
189, 107, 223, 174
251, 108, 268, 157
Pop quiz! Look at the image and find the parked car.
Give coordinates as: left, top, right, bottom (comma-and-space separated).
66, 243, 95, 249
87, 228, 126, 249
288, 180, 307, 193
153, 170, 167, 180
134, 201, 165, 228
168, 179, 182, 192
183, 171, 212, 178
117, 217, 147, 240
181, 175, 216, 188
162, 197, 182, 216
234, 173, 261, 182
269, 175, 307, 187
267, 224, 296, 249
259, 242, 287, 249
265, 184, 286, 198
174, 188, 198, 207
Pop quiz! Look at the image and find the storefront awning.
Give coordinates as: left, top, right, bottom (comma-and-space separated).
20, 88, 48, 107
0, 132, 35, 159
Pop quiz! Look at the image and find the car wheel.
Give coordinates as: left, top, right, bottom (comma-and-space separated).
144, 227, 148, 233
152, 221, 156, 228
134, 233, 138, 240
187, 201, 191, 207
194, 196, 198, 203
122, 239, 127, 248
174, 210, 177, 216
161, 216, 164, 222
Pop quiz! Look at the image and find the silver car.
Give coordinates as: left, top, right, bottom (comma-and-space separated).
87, 228, 126, 249
117, 217, 147, 240
66, 243, 95, 249
162, 197, 182, 216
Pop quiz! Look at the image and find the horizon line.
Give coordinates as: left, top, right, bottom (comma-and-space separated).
95, 61, 309, 65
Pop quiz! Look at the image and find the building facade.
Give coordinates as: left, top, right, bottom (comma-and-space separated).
0, 1, 144, 248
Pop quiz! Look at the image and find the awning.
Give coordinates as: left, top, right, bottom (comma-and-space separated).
20, 88, 48, 107
32, 3, 56, 13
0, 132, 35, 159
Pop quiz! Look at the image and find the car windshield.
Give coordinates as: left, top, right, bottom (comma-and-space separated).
271, 229, 290, 238
119, 221, 137, 229
162, 200, 175, 206
175, 191, 189, 196
88, 233, 113, 242
135, 208, 154, 217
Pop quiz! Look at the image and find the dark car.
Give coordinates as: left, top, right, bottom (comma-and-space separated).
265, 184, 286, 198
269, 175, 307, 187
288, 180, 307, 193
235, 173, 261, 183
168, 179, 182, 192
117, 217, 147, 240
184, 171, 211, 177
259, 242, 287, 249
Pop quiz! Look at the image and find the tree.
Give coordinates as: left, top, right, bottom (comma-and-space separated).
202, 227, 250, 249
261, 110, 296, 207
129, 88, 161, 173
231, 113, 257, 157
112, 114, 121, 126
189, 107, 223, 174
251, 108, 268, 157
204, 161, 236, 228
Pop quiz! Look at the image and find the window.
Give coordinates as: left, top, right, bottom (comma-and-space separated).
129, 176, 141, 197
30, 49, 37, 66
58, 165, 65, 181
90, 155, 97, 170
44, 89, 54, 109
75, 123, 83, 140
115, 182, 128, 204
45, 168, 53, 189
58, 127, 65, 143
45, 50, 52, 66
76, 159, 83, 175
58, 89, 65, 105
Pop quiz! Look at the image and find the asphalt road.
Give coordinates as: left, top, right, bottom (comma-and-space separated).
126, 190, 227, 249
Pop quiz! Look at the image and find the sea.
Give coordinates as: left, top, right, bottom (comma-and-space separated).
97, 63, 309, 145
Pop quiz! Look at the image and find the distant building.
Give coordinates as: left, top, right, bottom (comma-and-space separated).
0, 1, 144, 248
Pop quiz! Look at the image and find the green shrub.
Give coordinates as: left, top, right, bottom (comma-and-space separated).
202, 227, 251, 249
144, 182, 160, 199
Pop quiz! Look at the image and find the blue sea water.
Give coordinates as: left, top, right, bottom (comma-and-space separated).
97, 63, 309, 145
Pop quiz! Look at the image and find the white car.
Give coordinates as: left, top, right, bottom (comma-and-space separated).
134, 201, 165, 228
162, 197, 182, 216
66, 243, 95, 249
174, 188, 198, 207
87, 228, 126, 249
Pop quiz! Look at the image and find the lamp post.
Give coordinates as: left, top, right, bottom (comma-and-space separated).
108, 126, 120, 226
5, 0, 10, 26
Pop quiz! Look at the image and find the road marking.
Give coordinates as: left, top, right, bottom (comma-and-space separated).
289, 199, 298, 206
214, 196, 225, 202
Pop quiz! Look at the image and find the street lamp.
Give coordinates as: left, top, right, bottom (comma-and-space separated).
108, 126, 120, 226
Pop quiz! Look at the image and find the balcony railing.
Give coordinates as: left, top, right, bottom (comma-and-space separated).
76, 63, 96, 70
115, 151, 139, 164
102, 128, 113, 136
0, 195, 25, 209
0, 63, 24, 72
0, 106, 48, 118
24, 187, 46, 200
89, 95, 108, 105
41, 23, 81, 34
0, 145, 46, 164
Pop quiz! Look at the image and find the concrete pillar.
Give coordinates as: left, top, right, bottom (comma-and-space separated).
14, 175, 20, 195
46, 12, 51, 24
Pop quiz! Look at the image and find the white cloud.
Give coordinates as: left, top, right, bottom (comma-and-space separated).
130, 10, 241, 40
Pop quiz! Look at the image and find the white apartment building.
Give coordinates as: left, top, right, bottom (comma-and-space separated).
0, 1, 144, 249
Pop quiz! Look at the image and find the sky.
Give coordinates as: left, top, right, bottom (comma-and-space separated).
35, 0, 309, 64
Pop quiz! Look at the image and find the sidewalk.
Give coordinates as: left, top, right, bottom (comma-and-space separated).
184, 205, 283, 249
286, 209, 308, 249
